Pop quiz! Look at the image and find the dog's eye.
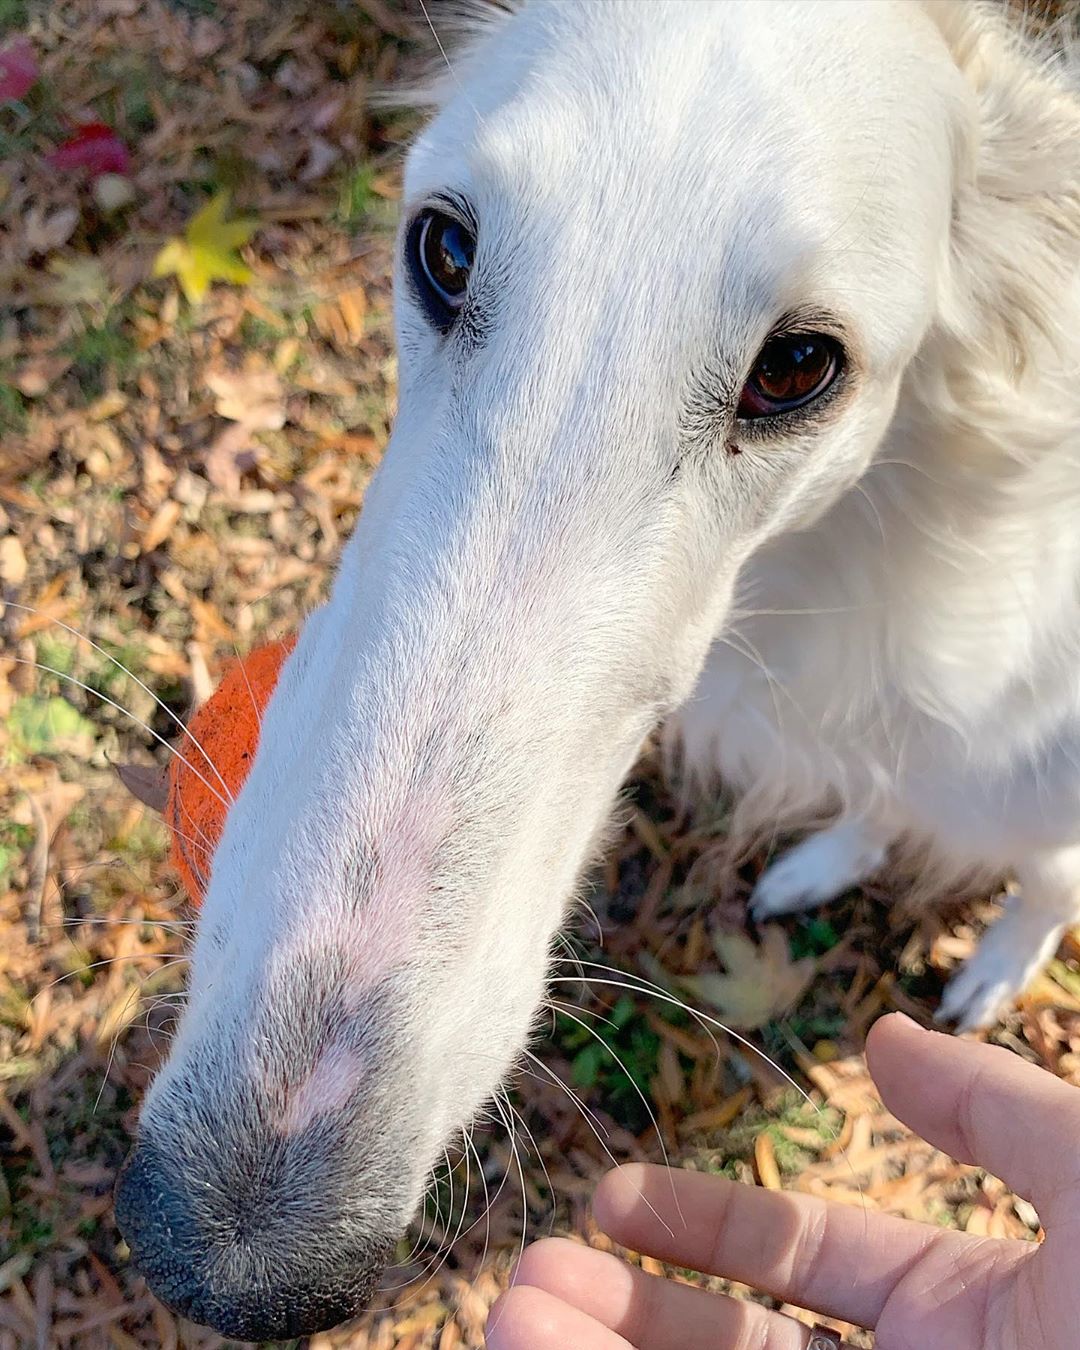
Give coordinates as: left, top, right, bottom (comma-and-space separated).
737, 334, 842, 419
408, 208, 476, 327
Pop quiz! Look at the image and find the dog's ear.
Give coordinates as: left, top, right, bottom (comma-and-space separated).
922, 1, 1080, 411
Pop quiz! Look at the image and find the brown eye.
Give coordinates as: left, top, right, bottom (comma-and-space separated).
408, 207, 476, 329
737, 333, 842, 419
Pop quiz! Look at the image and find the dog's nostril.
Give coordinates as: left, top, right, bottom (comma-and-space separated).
115, 1142, 392, 1339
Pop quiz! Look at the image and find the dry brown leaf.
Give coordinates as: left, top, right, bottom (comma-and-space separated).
95, 984, 143, 1048
677, 1087, 752, 1136
25, 205, 80, 256
14, 355, 73, 398
201, 357, 287, 491
336, 285, 368, 344
0, 535, 27, 585
139, 499, 182, 554
202, 422, 262, 494
754, 1131, 782, 1189
113, 762, 169, 814
205, 357, 285, 431
33, 777, 86, 834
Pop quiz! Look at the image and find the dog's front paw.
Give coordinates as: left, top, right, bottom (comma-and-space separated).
936, 901, 1064, 1032
750, 850, 827, 921
749, 823, 887, 922
936, 958, 1019, 1033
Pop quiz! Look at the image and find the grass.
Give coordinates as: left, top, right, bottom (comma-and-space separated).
163, 0, 219, 16
240, 311, 291, 351
336, 162, 396, 230
0, 0, 30, 31
788, 915, 842, 960
0, 822, 33, 895
552, 994, 689, 1134
105, 813, 167, 869
62, 312, 140, 399
0, 378, 27, 436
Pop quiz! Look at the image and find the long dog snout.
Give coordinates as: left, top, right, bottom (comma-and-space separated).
115, 1135, 395, 1339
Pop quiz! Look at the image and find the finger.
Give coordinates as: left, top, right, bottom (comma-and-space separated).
512, 1236, 838, 1350
486, 1285, 633, 1350
866, 1012, 1080, 1219
594, 1161, 1000, 1329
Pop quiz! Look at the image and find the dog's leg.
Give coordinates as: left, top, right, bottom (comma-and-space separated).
937, 847, 1080, 1032
749, 819, 890, 922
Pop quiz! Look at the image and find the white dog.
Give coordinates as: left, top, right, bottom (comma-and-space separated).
115, 2, 1080, 1339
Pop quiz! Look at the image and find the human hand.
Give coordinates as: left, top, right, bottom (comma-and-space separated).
486, 1013, 1080, 1348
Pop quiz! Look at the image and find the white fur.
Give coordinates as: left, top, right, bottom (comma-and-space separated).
127, 0, 1080, 1330
750, 820, 890, 921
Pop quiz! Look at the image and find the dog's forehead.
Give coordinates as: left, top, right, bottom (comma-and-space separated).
410, 0, 953, 192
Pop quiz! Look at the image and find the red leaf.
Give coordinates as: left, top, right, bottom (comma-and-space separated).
0, 37, 38, 103
46, 123, 131, 178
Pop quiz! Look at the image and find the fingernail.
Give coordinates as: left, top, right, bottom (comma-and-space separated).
891, 1011, 925, 1032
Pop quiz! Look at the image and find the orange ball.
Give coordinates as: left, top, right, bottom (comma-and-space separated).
166, 635, 296, 904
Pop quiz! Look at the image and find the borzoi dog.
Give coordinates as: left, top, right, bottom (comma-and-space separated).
116, 1, 1080, 1338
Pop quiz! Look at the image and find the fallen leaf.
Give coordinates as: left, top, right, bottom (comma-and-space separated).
34, 255, 113, 311
25, 205, 80, 255
0, 37, 37, 103
46, 123, 131, 178
678, 926, 816, 1030
114, 761, 169, 814
95, 984, 142, 1048
152, 192, 258, 304
139, 498, 182, 553
86, 390, 127, 422
200, 356, 286, 490
336, 285, 367, 344
14, 354, 72, 397
0, 535, 27, 584
33, 775, 86, 835
755, 1131, 783, 1189
205, 358, 284, 430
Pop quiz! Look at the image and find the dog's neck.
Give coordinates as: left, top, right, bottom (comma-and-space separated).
857, 329, 1080, 738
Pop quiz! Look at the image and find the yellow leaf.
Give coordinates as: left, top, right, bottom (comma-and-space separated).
152, 191, 258, 304
678, 925, 816, 1030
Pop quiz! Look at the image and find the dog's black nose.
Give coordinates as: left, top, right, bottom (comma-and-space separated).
115, 1141, 391, 1340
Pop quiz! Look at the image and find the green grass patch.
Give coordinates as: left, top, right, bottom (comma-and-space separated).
34, 632, 76, 679
0, 971, 31, 1029
84, 637, 151, 697
7, 695, 97, 763
0, 822, 33, 891
63, 313, 139, 399
107, 812, 167, 867
789, 916, 841, 960
335, 163, 382, 229
0, 0, 30, 30
761, 1001, 847, 1061
54, 945, 97, 991
165, 0, 218, 14
240, 311, 291, 351
553, 994, 667, 1133
695, 1093, 842, 1173
0, 377, 27, 437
